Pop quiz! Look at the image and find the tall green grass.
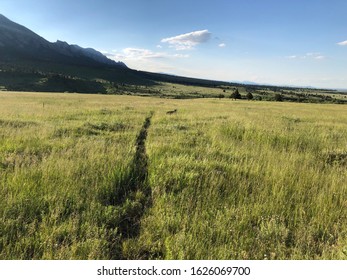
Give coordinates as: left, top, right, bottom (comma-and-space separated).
1, 92, 346, 259
0, 92, 152, 259
129, 100, 347, 259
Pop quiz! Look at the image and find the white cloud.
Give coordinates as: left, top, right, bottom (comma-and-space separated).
307, 53, 326, 60
173, 53, 190, 58
156, 45, 163, 48
218, 43, 226, 48
123, 48, 165, 59
104, 48, 189, 61
314, 55, 325, 60
286, 52, 325, 60
161, 29, 212, 50
337, 40, 347, 46
101, 47, 190, 75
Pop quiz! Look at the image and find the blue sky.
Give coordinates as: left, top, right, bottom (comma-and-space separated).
1, 0, 347, 88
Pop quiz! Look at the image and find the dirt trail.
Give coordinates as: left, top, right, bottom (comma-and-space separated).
132, 112, 153, 188
113, 112, 154, 259
101, 112, 154, 259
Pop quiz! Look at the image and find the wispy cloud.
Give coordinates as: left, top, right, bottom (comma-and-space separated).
337, 40, 347, 46
173, 53, 190, 58
101, 47, 190, 74
287, 52, 325, 60
104, 48, 189, 61
121, 48, 165, 59
218, 43, 226, 48
161, 30, 212, 50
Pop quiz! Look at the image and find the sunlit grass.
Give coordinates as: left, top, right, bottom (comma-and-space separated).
133, 100, 347, 260
0, 92, 346, 259
0, 92, 151, 259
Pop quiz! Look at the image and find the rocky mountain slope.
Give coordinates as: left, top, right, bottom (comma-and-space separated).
0, 14, 125, 68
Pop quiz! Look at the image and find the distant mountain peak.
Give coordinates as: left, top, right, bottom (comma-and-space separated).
55, 40, 69, 46
0, 14, 127, 68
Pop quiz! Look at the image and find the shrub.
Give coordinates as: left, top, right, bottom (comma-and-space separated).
274, 93, 283, 102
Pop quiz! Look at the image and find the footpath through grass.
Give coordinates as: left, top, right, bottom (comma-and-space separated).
129, 100, 347, 259
0, 92, 346, 259
0, 92, 154, 259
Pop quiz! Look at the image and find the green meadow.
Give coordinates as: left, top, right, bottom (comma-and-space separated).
0, 91, 346, 259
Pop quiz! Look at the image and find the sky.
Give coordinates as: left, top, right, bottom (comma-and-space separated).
1, 0, 347, 88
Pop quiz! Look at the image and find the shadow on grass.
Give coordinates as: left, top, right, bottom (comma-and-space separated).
117, 112, 153, 238
100, 112, 154, 259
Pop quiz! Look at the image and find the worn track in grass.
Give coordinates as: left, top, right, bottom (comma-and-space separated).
112, 112, 154, 259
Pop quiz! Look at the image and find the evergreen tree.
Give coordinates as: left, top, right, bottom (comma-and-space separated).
246, 92, 254, 100
230, 89, 241, 99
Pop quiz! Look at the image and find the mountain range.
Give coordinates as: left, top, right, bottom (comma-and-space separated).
0, 14, 237, 93
0, 14, 125, 68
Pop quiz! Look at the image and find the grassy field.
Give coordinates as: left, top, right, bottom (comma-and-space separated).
0, 91, 346, 259
100, 81, 347, 103
2, 67, 347, 103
